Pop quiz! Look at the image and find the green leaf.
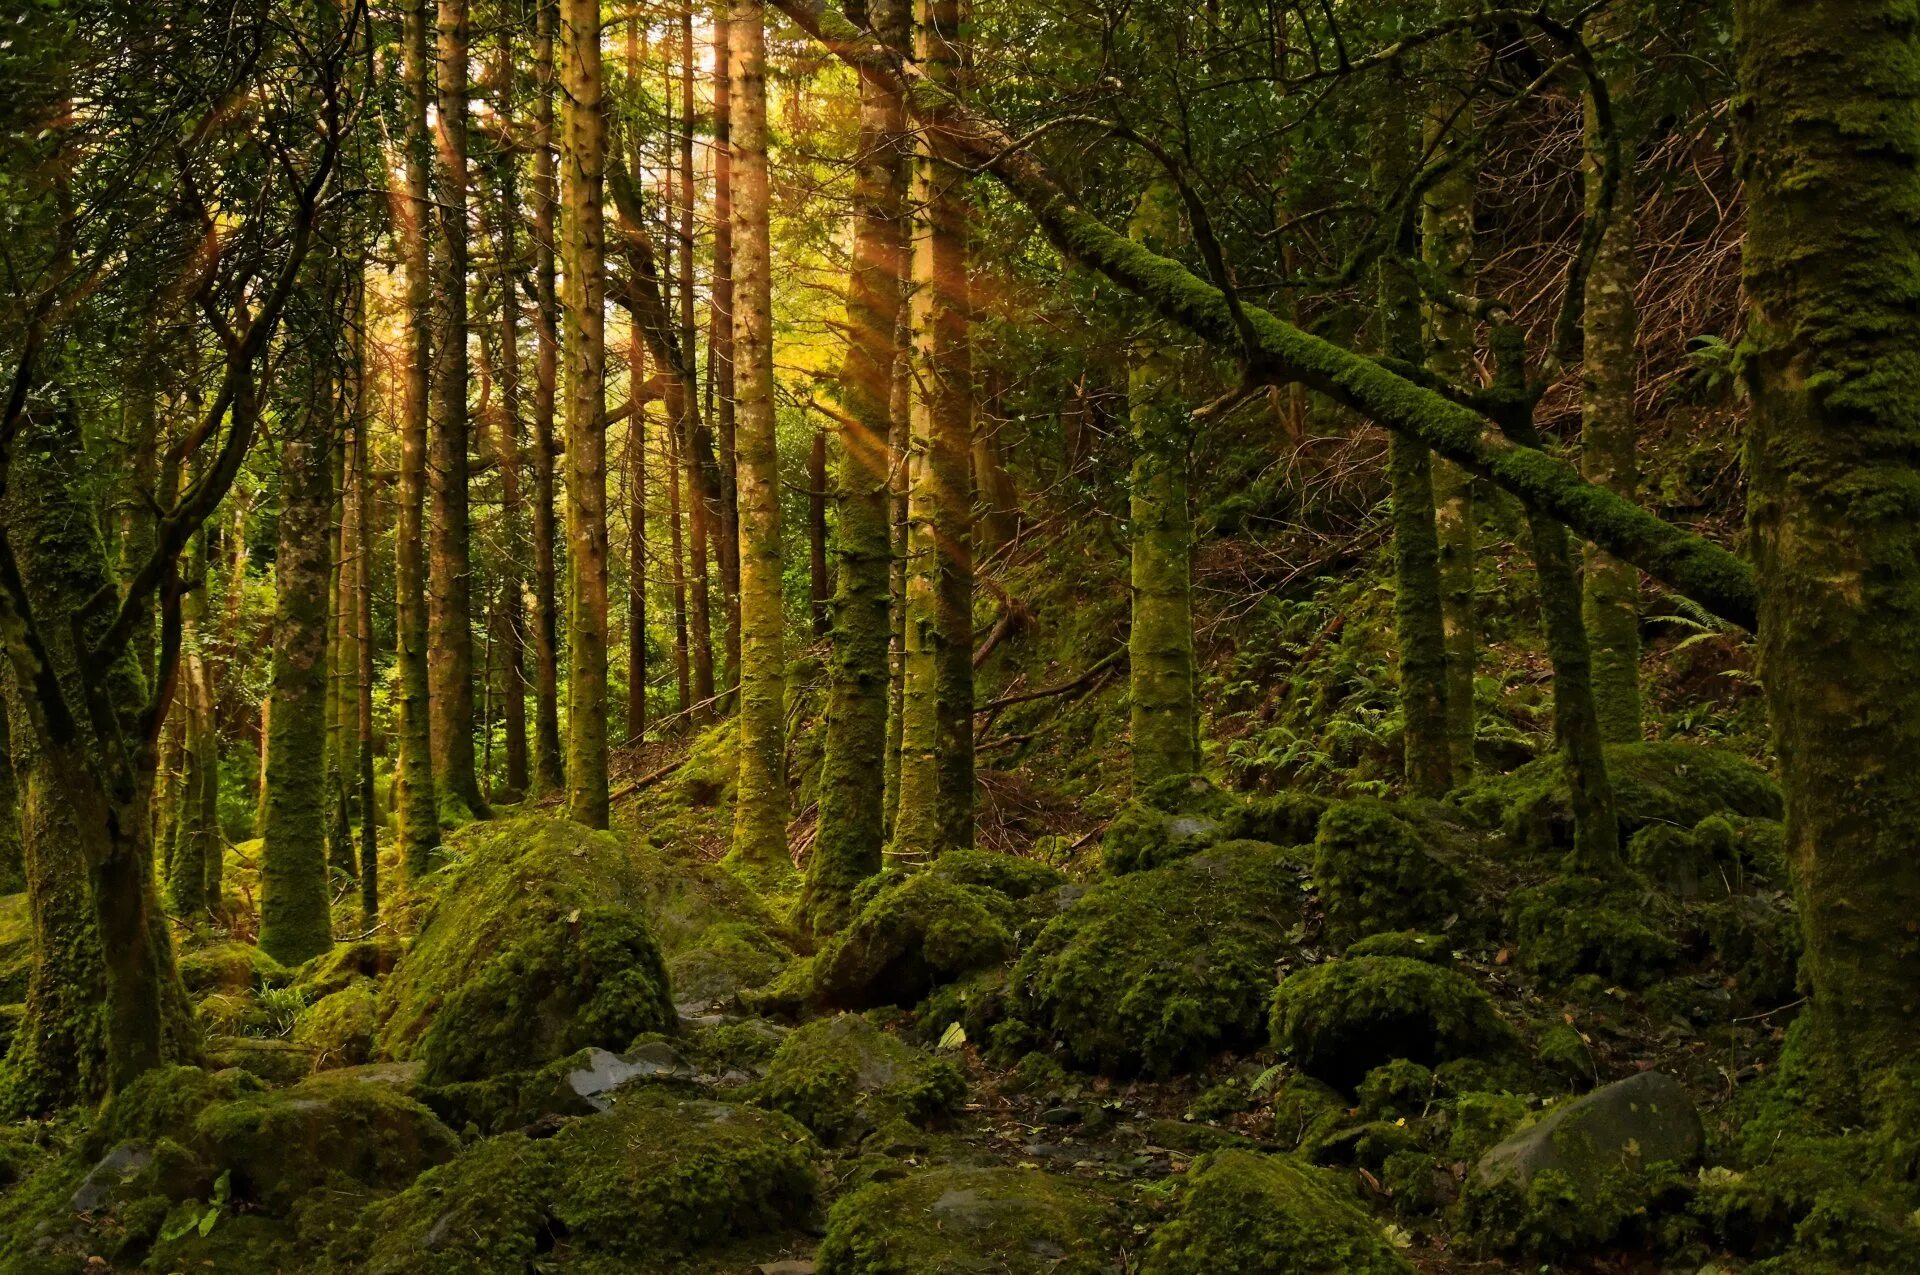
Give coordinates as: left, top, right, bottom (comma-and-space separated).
160, 1208, 202, 1244
212, 1169, 231, 1207
198, 1205, 221, 1237
936, 1022, 967, 1050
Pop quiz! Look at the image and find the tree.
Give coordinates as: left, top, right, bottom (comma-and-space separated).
727, 0, 789, 870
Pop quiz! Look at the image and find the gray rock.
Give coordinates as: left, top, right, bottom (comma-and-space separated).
566, 1043, 695, 1110
1474, 1070, 1703, 1189
69, 1142, 151, 1213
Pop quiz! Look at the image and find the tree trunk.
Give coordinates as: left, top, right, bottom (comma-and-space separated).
561, 0, 610, 829
1735, 0, 1920, 1103
1581, 107, 1643, 745
883, 313, 909, 837
892, 0, 975, 860
528, 0, 568, 796
1421, 99, 1479, 781
1126, 184, 1198, 791
668, 418, 693, 713
354, 310, 380, 922
488, 28, 531, 796
808, 422, 830, 637
678, 13, 717, 721
728, 0, 790, 870
397, 0, 443, 874
800, 0, 909, 933
627, 338, 649, 742
0, 701, 19, 896
711, 3, 743, 709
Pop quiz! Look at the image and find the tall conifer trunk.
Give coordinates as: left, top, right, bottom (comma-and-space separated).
489, 24, 531, 796
528, 0, 568, 796
711, 4, 743, 709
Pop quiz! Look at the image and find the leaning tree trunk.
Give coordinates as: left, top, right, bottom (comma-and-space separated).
429, 0, 486, 821
1126, 183, 1198, 791
560, 0, 611, 829
1581, 104, 1643, 745
892, 0, 975, 861
1735, 0, 1920, 1106
396, 0, 442, 874
799, 0, 909, 934
727, 0, 790, 870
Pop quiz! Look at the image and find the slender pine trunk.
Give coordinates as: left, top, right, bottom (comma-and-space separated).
528, 0, 568, 796
711, 3, 742, 710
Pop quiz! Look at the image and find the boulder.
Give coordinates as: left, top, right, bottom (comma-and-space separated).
747, 1014, 964, 1146
1103, 775, 1327, 875
178, 941, 288, 997
1270, 956, 1515, 1090
1313, 801, 1468, 943
1140, 1149, 1412, 1274
1013, 839, 1310, 1075
294, 979, 379, 1070
375, 814, 676, 1084
815, 1165, 1119, 1274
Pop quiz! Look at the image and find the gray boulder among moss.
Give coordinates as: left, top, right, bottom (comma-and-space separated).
810, 851, 1065, 1012
1270, 956, 1516, 1090
1013, 839, 1310, 1076
375, 815, 676, 1084
1140, 1149, 1412, 1274
747, 1013, 964, 1146
815, 1164, 1119, 1274
339, 1090, 817, 1274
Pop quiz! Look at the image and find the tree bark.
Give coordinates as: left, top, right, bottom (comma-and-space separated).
711, 3, 743, 709
528, 0, 568, 796
627, 338, 649, 741
560, 0, 610, 829
727, 0, 790, 870
800, 0, 909, 933
891, 0, 975, 860
488, 25, 531, 796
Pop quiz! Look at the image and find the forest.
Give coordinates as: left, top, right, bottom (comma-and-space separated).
1, 0, 1916, 1270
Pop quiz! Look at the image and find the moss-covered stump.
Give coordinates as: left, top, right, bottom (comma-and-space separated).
1461, 741, 1782, 857
1312, 801, 1468, 943
295, 979, 379, 1070
177, 940, 289, 998
1461, 1070, 1702, 1256
1012, 840, 1308, 1075
747, 1014, 964, 1146
340, 1090, 817, 1274
375, 815, 675, 1084
815, 1165, 1120, 1274
809, 851, 1065, 1012
1270, 956, 1515, 1090
1103, 775, 1328, 875
1139, 1149, 1412, 1274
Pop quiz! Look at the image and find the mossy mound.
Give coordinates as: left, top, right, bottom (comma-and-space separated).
1461, 741, 1782, 857
1012, 839, 1310, 1076
1312, 801, 1468, 943
747, 1013, 964, 1146
1508, 876, 1680, 987
177, 940, 289, 998
1103, 776, 1327, 875
810, 851, 1065, 1012
340, 1090, 817, 1274
375, 814, 676, 1084
815, 1164, 1119, 1274
295, 979, 378, 1070
1139, 1149, 1412, 1274
293, 935, 404, 998
206, 1036, 318, 1085
1270, 956, 1515, 1090
630, 841, 794, 1011
1346, 930, 1455, 963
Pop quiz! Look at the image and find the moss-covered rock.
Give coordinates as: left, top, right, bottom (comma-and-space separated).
1698, 892, 1803, 1009
1345, 930, 1455, 963
815, 1164, 1119, 1274
1447, 1091, 1530, 1162
205, 1036, 319, 1085
810, 851, 1065, 1012
340, 1090, 817, 1273
375, 814, 676, 1084
747, 1013, 964, 1146
295, 979, 379, 1070
293, 935, 405, 999
178, 940, 289, 998
1103, 777, 1327, 875
1357, 1059, 1435, 1120
1270, 956, 1515, 1090
1509, 876, 1680, 987
1312, 800, 1468, 944
630, 841, 794, 1011
1139, 1149, 1412, 1274
1013, 839, 1309, 1075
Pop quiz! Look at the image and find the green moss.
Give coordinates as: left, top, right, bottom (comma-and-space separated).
1699, 893, 1803, 1009
1345, 930, 1454, 963
628, 840, 795, 1009
816, 1164, 1119, 1274
1104, 781, 1328, 876
1508, 876, 1679, 987
746, 1013, 963, 1146
1312, 801, 1467, 944
340, 1090, 816, 1273
1447, 1092, 1529, 1161
177, 941, 289, 998
292, 935, 404, 998
1189, 1079, 1254, 1123
294, 979, 378, 1070
1357, 1059, 1435, 1121
810, 851, 1062, 1011
1140, 1149, 1412, 1274
205, 1036, 319, 1085
1536, 1022, 1595, 1086
1013, 840, 1310, 1076
0, 892, 30, 1004
375, 814, 675, 1084
1270, 956, 1515, 1090
1267, 1074, 1350, 1157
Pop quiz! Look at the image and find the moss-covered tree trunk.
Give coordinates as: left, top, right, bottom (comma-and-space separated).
800, 0, 909, 933
167, 527, 214, 919
1378, 107, 1452, 799
528, 0, 568, 797
561, 0, 610, 828
396, 0, 442, 873
353, 330, 379, 922
1580, 106, 1643, 745
677, 19, 718, 723
711, 4, 743, 712
892, 0, 975, 860
1127, 183, 1198, 791
728, 0, 790, 869
487, 29, 531, 797
429, 0, 485, 822
883, 316, 910, 836
1421, 101, 1479, 781
626, 342, 649, 742
808, 422, 830, 637
1735, 0, 1920, 1101
261, 341, 339, 966
0, 700, 18, 895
